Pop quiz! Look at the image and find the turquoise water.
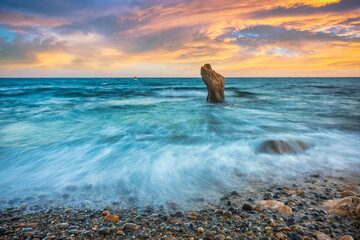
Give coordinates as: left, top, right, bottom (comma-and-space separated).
1, 78, 360, 206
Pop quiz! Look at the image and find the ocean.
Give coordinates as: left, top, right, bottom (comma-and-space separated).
0, 77, 360, 207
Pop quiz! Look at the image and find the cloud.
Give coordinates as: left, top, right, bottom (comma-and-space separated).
252, 0, 360, 18
0, 31, 66, 64
0, 0, 359, 76
224, 25, 360, 46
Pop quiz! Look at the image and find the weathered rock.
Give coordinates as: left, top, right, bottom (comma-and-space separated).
104, 214, 119, 221
339, 235, 354, 240
123, 223, 140, 230
323, 197, 357, 217
200, 63, 225, 103
356, 203, 360, 217
258, 140, 308, 154
258, 200, 292, 214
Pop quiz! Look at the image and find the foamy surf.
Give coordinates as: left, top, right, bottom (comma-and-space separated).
0, 77, 359, 208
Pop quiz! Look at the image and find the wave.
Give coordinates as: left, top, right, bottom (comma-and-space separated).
106, 97, 185, 106
156, 89, 257, 98
0, 90, 27, 96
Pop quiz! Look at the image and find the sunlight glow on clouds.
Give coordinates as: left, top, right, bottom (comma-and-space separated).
0, 0, 359, 77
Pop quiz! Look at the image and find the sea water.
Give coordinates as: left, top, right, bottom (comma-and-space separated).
0, 77, 360, 206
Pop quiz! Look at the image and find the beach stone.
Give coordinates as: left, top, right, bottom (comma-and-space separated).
68, 229, 79, 234
323, 197, 356, 217
242, 203, 252, 211
339, 235, 354, 240
56, 223, 69, 229
200, 63, 225, 103
10, 216, 20, 221
214, 234, 225, 240
356, 203, 360, 217
223, 210, 232, 218
98, 227, 110, 235
104, 214, 119, 221
258, 200, 292, 214
187, 222, 194, 230
215, 209, 224, 214
258, 140, 308, 154
123, 223, 140, 230
24, 232, 35, 237
84, 230, 95, 236
197, 227, 204, 233
26, 223, 38, 228
203, 230, 213, 239
174, 211, 184, 217
289, 232, 303, 240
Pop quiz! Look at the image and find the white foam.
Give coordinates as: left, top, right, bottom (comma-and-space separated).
156, 89, 207, 97
106, 97, 184, 105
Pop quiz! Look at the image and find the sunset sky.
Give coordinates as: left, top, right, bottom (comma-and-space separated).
0, 0, 359, 77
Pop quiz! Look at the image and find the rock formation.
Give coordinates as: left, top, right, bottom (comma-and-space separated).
200, 64, 225, 103
258, 140, 308, 154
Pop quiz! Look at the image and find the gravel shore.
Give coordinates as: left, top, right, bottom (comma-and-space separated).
0, 174, 359, 240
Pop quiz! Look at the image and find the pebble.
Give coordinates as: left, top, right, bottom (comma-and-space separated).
123, 223, 140, 230
104, 214, 119, 221
0, 175, 359, 240
197, 227, 204, 233
174, 211, 184, 217
98, 227, 110, 235
56, 223, 69, 229
242, 203, 252, 211
223, 210, 232, 218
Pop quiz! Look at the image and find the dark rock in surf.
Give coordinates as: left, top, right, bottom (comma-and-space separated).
200, 64, 225, 103
258, 140, 308, 154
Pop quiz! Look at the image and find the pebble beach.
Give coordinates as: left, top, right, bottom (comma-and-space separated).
1, 174, 359, 240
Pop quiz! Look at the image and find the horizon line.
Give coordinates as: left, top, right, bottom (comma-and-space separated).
1, 76, 360, 79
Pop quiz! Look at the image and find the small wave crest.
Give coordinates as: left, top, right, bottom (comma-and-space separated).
0, 90, 27, 96
156, 89, 207, 97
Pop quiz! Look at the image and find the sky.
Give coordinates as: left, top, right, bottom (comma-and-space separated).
0, 0, 359, 77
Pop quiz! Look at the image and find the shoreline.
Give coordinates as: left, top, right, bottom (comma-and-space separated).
0, 174, 359, 239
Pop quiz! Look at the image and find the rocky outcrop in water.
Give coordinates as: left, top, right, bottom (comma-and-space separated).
200, 64, 225, 103
258, 140, 308, 154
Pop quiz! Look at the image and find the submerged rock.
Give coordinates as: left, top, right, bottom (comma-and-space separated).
258, 140, 308, 154
200, 63, 225, 103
